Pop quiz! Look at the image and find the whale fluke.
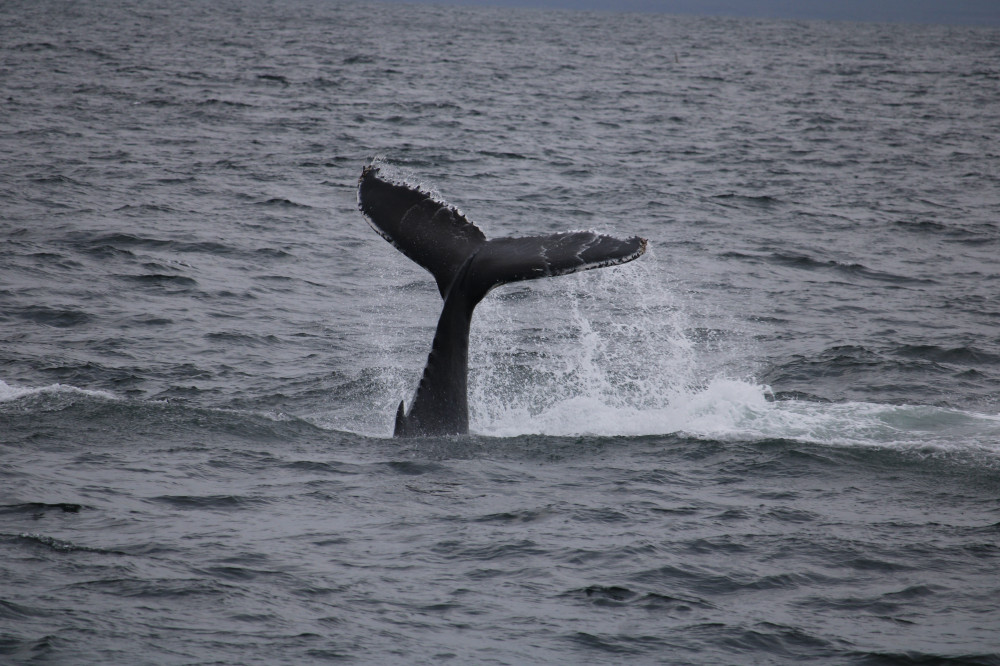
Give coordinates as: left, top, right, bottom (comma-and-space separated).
358, 164, 647, 437
359, 166, 486, 298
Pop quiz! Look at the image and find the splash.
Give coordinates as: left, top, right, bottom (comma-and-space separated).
464, 259, 1000, 454
468, 253, 752, 436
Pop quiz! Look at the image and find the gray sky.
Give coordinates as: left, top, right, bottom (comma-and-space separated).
383, 0, 1000, 26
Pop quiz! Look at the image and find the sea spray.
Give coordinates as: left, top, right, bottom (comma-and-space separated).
467, 253, 745, 436
355, 259, 440, 437
465, 260, 1000, 452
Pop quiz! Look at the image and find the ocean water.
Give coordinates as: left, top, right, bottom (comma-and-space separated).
2, 0, 1000, 663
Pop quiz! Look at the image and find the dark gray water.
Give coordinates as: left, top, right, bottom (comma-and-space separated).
2, 0, 1000, 663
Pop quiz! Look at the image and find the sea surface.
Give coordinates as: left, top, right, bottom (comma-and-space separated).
2, 0, 1000, 663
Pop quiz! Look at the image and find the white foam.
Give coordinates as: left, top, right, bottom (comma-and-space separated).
475, 374, 1000, 453
0, 379, 117, 404
465, 259, 1000, 454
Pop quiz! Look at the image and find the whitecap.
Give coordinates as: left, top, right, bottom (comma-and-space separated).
0, 379, 117, 404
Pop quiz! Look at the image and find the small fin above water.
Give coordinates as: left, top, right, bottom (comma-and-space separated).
394, 399, 408, 437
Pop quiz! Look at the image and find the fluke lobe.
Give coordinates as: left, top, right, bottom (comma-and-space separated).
357, 165, 647, 437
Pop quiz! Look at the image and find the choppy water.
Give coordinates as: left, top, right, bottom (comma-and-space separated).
2, 0, 1000, 663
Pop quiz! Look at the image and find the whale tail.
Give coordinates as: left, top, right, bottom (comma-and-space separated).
357, 165, 647, 436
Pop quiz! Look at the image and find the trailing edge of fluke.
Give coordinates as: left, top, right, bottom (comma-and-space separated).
357, 164, 647, 437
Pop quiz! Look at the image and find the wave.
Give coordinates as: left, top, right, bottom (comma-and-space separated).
4, 533, 125, 555
71, 232, 234, 257
9, 305, 93, 328
894, 344, 1000, 366
0, 502, 83, 516
0, 380, 117, 404
6, 373, 996, 460
0, 379, 330, 447
253, 197, 311, 208
720, 251, 937, 285
711, 193, 784, 207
